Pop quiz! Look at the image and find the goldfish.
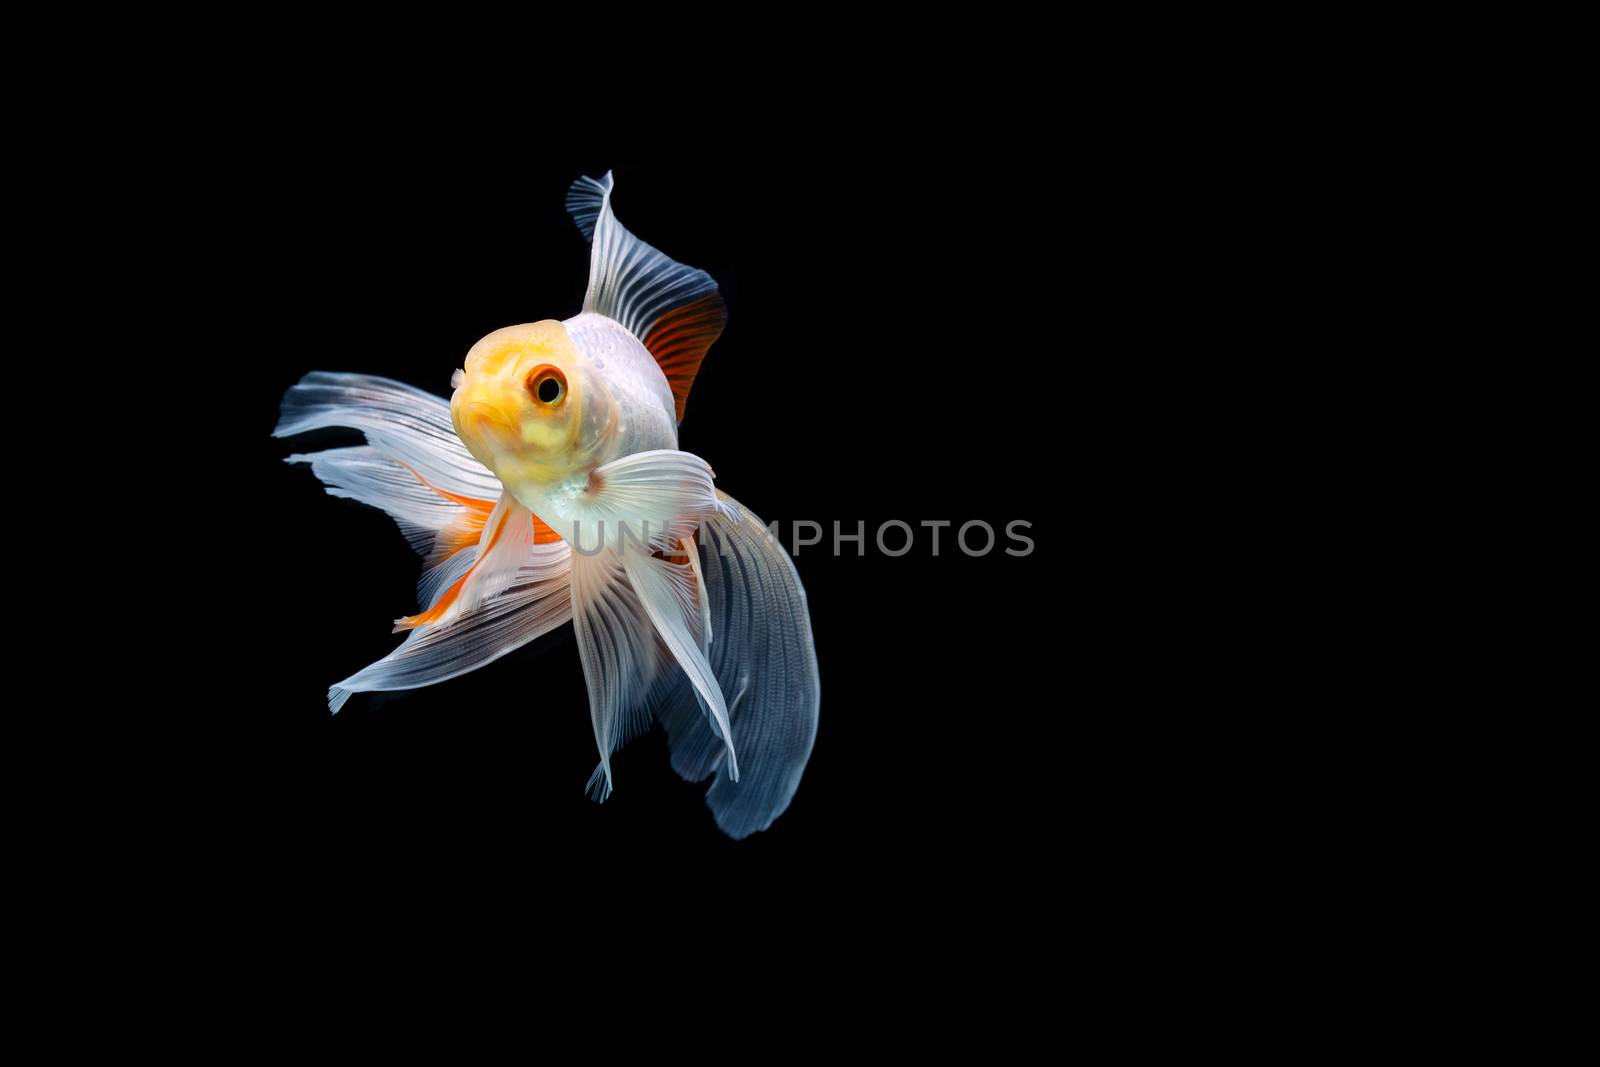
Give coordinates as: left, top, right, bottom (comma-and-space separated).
274, 172, 819, 838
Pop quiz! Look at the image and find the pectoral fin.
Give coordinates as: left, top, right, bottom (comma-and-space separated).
568, 448, 736, 554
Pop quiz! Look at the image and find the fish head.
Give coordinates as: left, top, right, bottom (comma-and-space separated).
450, 321, 616, 490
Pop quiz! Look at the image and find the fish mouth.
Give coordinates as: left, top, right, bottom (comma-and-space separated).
456, 399, 520, 458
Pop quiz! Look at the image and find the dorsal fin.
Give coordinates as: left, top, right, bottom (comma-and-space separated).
566, 171, 727, 422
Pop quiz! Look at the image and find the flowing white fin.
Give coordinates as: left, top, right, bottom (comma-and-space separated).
395, 492, 542, 631
622, 552, 738, 780
557, 449, 740, 796
682, 533, 713, 648
419, 543, 478, 610
652, 494, 820, 839
275, 372, 501, 499
284, 445, 463, 556
569, 549, 665, 800
278, 372, 576, 712
567, 448, 736, 555
327, 541, 572, 713
565, 171, 727, 422
276, 372, 508, 606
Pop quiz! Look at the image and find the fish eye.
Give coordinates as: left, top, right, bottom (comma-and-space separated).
526, 365, 567, 406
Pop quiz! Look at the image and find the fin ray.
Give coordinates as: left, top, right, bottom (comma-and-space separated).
652, 493, 819, 838
623, 552, 738, 781
327, 541, 572, 713
570, 548, 663, 800
567, 448, 736, 554
566, 171, 726, 421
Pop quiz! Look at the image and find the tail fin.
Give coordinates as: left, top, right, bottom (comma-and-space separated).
653, 492, 820, 839
565, 171, 726, 422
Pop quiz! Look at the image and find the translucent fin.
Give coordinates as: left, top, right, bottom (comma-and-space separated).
424, 496, 493, 566
275, 372, 501, 500
652, 493, 820, 839
569, 448, 736, 554
418, 543, 477, 612
565, 171, 727, 421
682, 533, 713, 648
277, 371, 512, 604
327, 541, 573, 713
622, 552, 738, 781
569, 548, 663, 800
394, 493, 542, 632
284, 445, 470, 556
277, 374, 576, 712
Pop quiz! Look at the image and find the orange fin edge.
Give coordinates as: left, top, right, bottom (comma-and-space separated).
642, 292, 727, 422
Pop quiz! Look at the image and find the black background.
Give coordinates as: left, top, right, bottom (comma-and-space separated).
212, 136, 1098, 900
26, 33, 1387, 1002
